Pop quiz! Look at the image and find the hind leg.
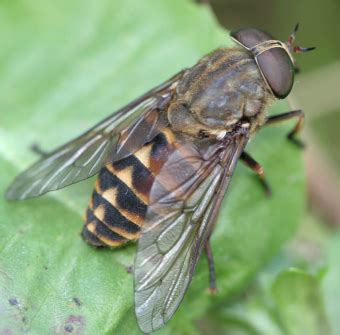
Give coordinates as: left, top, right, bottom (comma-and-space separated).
205, 241, 217, 294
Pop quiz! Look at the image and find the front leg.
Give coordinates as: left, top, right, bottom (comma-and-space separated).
265, 109, 305, 148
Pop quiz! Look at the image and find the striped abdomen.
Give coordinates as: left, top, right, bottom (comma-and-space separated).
82, 128, 176, 248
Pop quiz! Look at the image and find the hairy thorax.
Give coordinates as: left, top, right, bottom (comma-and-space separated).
168, 47, 274, 138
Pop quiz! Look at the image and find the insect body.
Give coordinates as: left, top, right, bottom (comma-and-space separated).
6, 25, 314, 333
83, 45, 271, 249
82, 128, 176, 247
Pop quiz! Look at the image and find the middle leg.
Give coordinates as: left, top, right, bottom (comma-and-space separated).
240, 151, 272, 196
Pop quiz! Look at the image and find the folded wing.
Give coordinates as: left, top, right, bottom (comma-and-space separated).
134, 131, 249, 333
6, 71, 184, 200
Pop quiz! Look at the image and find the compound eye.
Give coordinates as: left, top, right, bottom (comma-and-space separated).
231, 28, 295, 99
257, 48, 294, 99
230, 28, 273, 49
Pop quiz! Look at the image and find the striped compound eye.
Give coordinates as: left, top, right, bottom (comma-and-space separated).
230, 26, 315, 99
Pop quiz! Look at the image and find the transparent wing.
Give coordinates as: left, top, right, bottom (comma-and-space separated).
134, 131, 249, 333
6, 71, 184, 200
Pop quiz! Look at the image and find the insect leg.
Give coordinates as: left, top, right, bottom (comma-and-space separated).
240, 152, 272, 196
205, 241, 217, 294
30, 143, 49, 158
265, 109, 305, 148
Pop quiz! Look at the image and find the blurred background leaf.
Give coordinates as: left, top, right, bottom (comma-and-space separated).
198, 267, 331, 335
272, 269, 330, 335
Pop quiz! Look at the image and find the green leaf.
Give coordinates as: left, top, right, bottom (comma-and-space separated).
322, 233, 340, 335
199, 268, 331, 335
0, 0, 305, 333
272, 269, 331, 335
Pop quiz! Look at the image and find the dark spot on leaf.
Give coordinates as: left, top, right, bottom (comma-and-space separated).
44, 265, 48, 270
8, 297, 19, 306
126, 265, 133, 274
64, 325, 73, 333
72, 298, 82, 307
57, 315, 85, 335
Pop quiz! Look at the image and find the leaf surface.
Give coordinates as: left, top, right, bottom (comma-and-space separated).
0, 1, 305, 333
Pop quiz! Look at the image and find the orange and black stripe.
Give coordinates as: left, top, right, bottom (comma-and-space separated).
82, 128, 176, 248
